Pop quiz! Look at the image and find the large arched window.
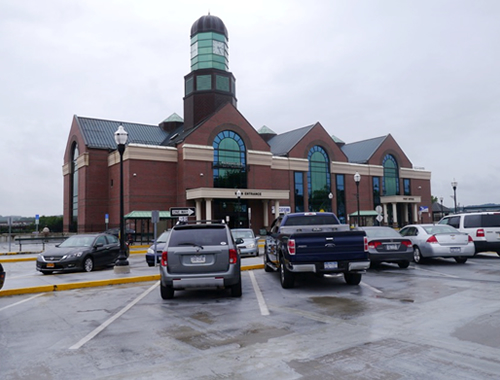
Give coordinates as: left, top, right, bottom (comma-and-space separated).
70, 143, 79, 232
383, 154, 399, 196
213, 130, 247, 188
308, 146, 331, 211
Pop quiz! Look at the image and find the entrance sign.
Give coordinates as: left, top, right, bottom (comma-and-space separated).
170, 207, 196, 217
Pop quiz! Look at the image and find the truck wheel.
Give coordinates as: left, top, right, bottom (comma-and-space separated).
160, 283, 174, 299
280, 255, 294, 288
455, 257, 467, 264
344, 272, 362, 285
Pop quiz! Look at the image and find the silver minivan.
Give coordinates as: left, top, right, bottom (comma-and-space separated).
438, 212, 500, 255
159, 221, 243, 299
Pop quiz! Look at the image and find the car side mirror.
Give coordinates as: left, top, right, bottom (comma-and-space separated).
235, 238, 244, 245
94, 242, 104, 248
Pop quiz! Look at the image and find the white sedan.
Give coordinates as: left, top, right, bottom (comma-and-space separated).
399, 224, 475, 264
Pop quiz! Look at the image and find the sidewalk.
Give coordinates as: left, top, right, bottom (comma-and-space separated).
0, 246, 264, 297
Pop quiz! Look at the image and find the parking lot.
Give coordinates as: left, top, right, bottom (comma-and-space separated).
2, 251, 500, 379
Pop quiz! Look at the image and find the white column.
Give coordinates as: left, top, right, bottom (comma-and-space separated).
195, 199, 202, 222
205, 198, 212, 224
274, 200, 280, 217
404, 204, 409, 225
263, 200, 269, 227
413, 203, 419, 223
383, 204, 388, 224
392, 203, 398, 225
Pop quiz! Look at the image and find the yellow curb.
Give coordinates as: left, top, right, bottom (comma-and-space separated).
0, 257, 37, 263
0, 265, 264, 297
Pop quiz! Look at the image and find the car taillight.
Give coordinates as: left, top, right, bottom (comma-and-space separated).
402, 240, 412, 247
368, 240, 381, 249
476, 229, 485, 238
468, 235, 474, 242
161, 251, 168, 266
426, 235, 438, 244
364, 236, 368, 252
288, 239, 296, 255
229, 248, 238, 264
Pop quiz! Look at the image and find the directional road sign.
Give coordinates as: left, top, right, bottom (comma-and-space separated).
170, 207, 196, 217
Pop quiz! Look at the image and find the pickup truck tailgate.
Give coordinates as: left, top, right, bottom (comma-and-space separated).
289, 230, 367, 262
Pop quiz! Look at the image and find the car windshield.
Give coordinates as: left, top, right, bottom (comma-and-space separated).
423, 225, 459, 234
59, 235, 96, 248
231, 230, 254, 239
363, 227, 401, 238
156, 231, 170, 243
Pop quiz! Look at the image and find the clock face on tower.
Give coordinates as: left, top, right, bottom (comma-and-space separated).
212, 40, 225, 56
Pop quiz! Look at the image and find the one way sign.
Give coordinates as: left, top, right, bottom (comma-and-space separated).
170, 207, 196, 217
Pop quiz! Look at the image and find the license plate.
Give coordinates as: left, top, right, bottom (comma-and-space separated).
46, 263, 55, 268
450, 247, 461, 253
324, 261, 338, 269
386, 244, 398, 250
191, 255, 206, 264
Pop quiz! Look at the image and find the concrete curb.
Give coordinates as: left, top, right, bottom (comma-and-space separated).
0, 250, 148, 263
0, 264, 265, 297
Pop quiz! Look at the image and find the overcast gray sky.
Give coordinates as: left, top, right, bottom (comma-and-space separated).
1, 0, 499, 217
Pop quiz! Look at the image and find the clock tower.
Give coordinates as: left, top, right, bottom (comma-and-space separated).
184, 14, 237, 130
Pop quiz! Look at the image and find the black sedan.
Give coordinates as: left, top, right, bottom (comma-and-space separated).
360, 226, 414, 268
36, 233, 121, 274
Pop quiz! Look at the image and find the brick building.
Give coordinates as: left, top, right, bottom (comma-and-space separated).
62, 14, 432, 235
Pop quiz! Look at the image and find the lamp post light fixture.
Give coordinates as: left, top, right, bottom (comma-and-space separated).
451, 179, 458, 214
440, 197, 444, 219
354, 172, 361, 227
114, 124, 130, 274
328, 192, 333, 211
236, 189, 242, 228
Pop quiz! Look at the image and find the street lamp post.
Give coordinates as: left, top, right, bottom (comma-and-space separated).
354, 172, 361, 227
440, 197, 444, 219
236, 189, 242, 228
114, 124, 130, 274
451, 179, 458, 214
328, 192, 333, 212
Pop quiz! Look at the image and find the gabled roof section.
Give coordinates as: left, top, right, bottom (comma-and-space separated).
258, 125, 276, 134
76, 116, 169, 149
162, 113, 183, 123
267, 124, 315, 156
341, 135, 387, 164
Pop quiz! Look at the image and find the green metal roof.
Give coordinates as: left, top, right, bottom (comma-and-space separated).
349, 210, 379, 217
125, 210, 172, 219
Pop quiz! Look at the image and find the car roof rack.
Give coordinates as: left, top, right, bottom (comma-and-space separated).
175, 219, 226, 225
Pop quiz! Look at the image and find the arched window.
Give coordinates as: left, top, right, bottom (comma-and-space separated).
70, 143, 79, 232
213, 130, 247, 188
308, 146, 331, 211
383, 154, 399, 196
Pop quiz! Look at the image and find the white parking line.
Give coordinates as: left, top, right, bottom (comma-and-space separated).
413, 266, 458, 278
69, 282, 159, 350
249, 271, 270, 316
360, 281, 383, 294
0, 293, 44, 312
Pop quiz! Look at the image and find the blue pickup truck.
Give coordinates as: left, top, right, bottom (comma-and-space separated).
263, 212, 369, 288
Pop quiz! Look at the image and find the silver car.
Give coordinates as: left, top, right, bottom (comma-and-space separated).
159, 221, 243, 299
231, 228, 258, 257
360, 226, 413, 268
399, 224, 475, 264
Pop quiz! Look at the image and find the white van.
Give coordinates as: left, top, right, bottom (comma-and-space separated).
438, 212, 500, 255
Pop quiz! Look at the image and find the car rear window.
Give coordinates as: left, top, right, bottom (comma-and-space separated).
169, 226, 229, 246
464, 214, 500, 228
283, 214, 340, 226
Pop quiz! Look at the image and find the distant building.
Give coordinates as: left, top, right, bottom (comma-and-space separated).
62, 14, 432, 234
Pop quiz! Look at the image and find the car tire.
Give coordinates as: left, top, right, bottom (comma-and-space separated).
279, 255, 294, 289
160, 283, 174, 299
398, 261, 410, 269
42, 271, 53, 275
230, 276, 242, 297
455, 257, 468, 264
344, 272, 362, 285
147, 263, 154, 267
413, 247, 425, 264
83, 257, 94, 272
